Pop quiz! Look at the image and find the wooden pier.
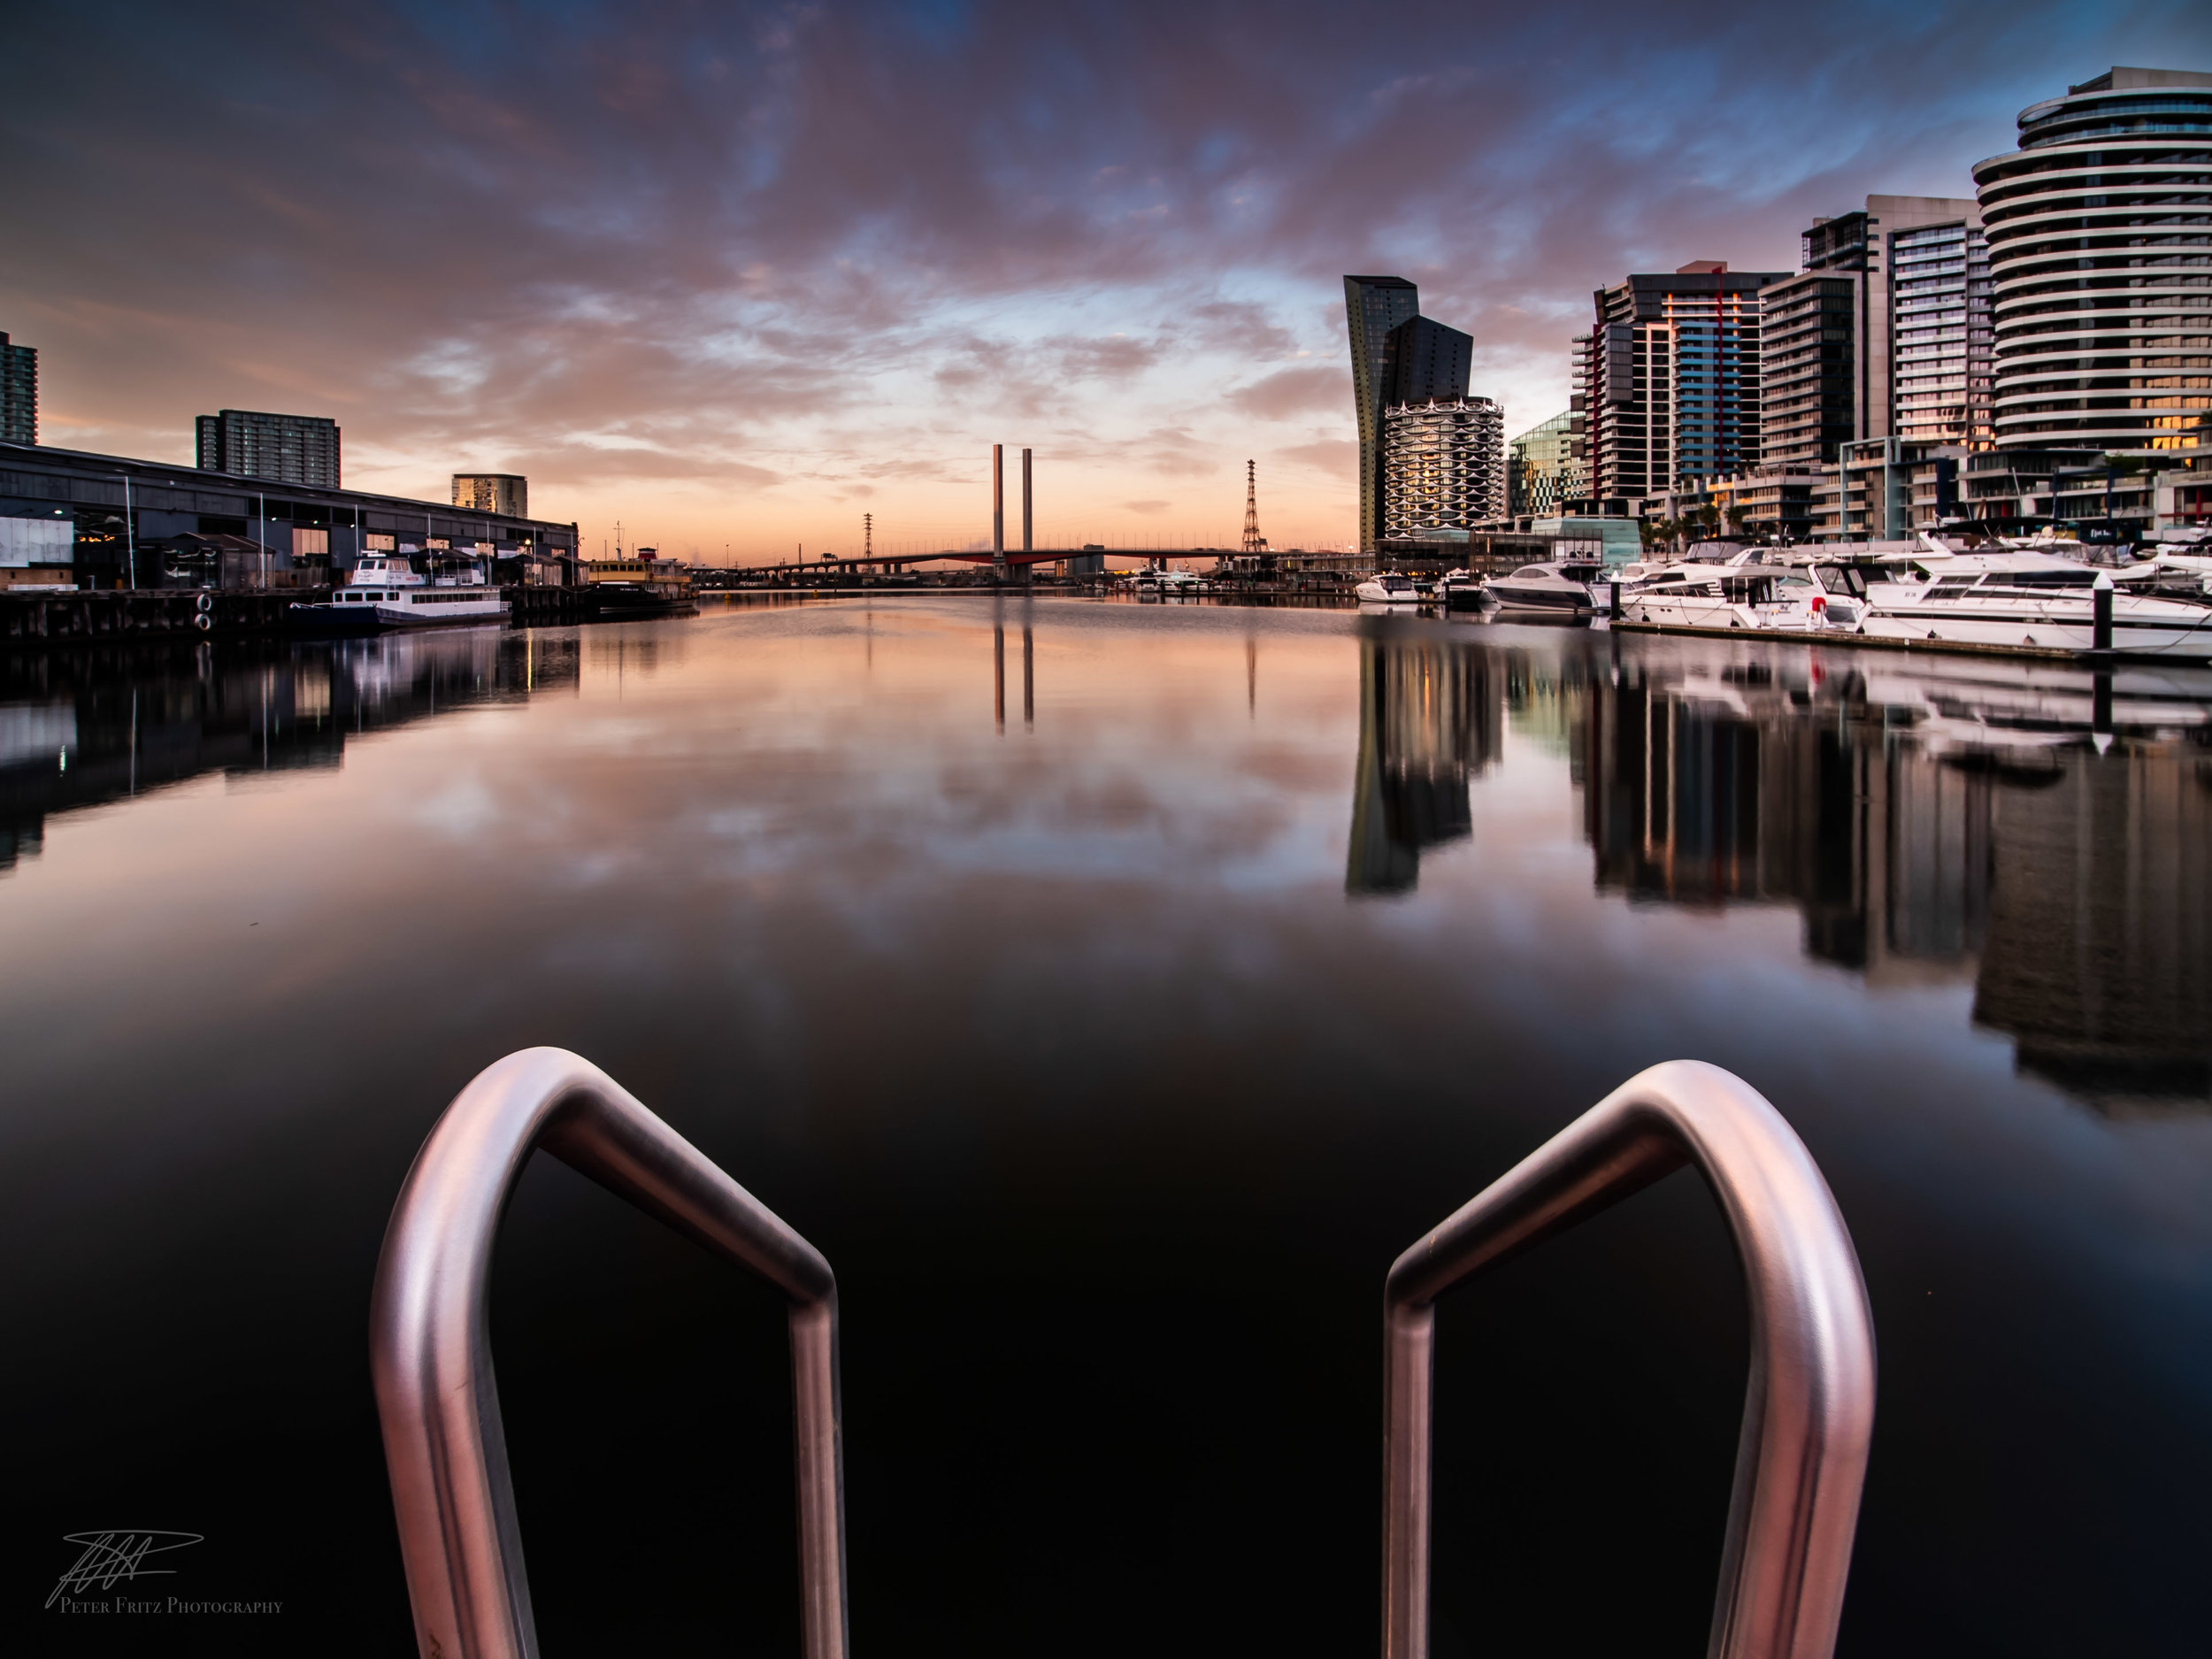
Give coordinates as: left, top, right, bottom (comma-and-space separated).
0, 587, 311, 643
1, 583, 599, 646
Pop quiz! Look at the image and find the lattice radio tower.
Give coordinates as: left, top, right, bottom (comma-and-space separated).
864, 511, 872, 563
1240, 459, 1268, 554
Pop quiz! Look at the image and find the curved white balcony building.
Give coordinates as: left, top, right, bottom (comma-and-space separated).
1973, 67, 2212, 452
1380, 399, 1505, 538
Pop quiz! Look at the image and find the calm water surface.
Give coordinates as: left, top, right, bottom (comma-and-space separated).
4, 596, 2209, 1656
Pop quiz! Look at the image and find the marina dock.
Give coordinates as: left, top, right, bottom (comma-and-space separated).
1611, 618, 2092, 662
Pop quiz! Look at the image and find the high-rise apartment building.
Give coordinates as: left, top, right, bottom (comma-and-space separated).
453, 473, 528, 518
1508, 409, 1587, 514
1758, 273, 1860, 465
1891, 219, 1993, 446
0, 332, 35, 445
1345, 276, 1422, 551
196, 408, 342, 488
1974, 66, 2212, 451
1784, 196, 1991, 453
1379, 397, 1505, 537
1574, 262, 1785, 503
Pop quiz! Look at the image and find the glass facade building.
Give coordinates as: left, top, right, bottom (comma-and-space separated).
0, 332, 35, 445
1666, 276, 1769, 480
196, 408, 342, 488
452, 473, 529, 518
1974, 66, 2212, 451
1508, 408, 1586, 514
1379, 397, 1506, 538
1344, 276, 1422, 552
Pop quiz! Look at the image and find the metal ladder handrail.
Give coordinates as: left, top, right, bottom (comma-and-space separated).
1382, 1060, 1876, 1659
369, 1048, 848, 1659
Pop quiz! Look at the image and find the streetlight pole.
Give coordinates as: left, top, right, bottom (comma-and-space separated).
120, 470, 135, 589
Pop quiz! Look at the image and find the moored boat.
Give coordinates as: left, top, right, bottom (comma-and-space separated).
289, 552, 506, 633
586, 549, 697, 618
1856, 565, 2212, 657
1626, 563, 1855, 633
1355, 572, 1423, 605
1482, 560, 1607, 615
1437, 568, 1486, 610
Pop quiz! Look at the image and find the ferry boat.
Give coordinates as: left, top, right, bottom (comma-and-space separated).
1355, 572, 1423, 605
289, 552, 506, 633
585, 548, 697, 618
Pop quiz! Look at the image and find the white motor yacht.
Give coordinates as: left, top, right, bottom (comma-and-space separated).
2124, 549, 2212, 602
1813, 537, 2212, 658
1482, 560, 1608, 614
1625, 563, 1855, 632
291, 552, 507, 632
1356, 572, 1424, 605
1858, 566, 2212, 657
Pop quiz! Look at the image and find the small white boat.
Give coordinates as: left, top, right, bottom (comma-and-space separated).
290, 552, 506, 632
1132, 567, 1202, 597
1356, 572, 1424, 605
1437, 568, 1486, 611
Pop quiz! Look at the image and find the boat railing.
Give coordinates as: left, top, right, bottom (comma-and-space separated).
1381, 1060, 1876, 1659
369, 1047, 848, 1659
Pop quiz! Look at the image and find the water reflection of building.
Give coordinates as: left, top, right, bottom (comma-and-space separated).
1974, 743, 2212, 1112
1571, 651, 2212, 1109
0, 629, 578, 869
1577, 662, 1993, 977
1347, 636, 1502, 894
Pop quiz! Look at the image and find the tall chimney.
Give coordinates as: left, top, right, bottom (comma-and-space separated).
993, 445, 1004, 565
1021, 448, 1033, 553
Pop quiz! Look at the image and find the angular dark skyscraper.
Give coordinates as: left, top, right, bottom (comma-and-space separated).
1345, 276, 1420, 552
1383, 316, 1472, 408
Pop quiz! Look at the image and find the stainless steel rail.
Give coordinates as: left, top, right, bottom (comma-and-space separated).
370, 1048, 848, 1659
1382, 1061, 1876, 1659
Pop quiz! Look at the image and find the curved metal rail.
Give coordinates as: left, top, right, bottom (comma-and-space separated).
370, 1048, 847, 1659
1383, 1060, 1875, 1659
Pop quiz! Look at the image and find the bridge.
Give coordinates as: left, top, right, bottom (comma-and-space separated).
748, 547, 1220, 573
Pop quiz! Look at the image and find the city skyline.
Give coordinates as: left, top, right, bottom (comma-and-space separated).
3, 3, 2208, 559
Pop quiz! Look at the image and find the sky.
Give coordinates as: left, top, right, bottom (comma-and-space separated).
4, 1, 2209, 563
